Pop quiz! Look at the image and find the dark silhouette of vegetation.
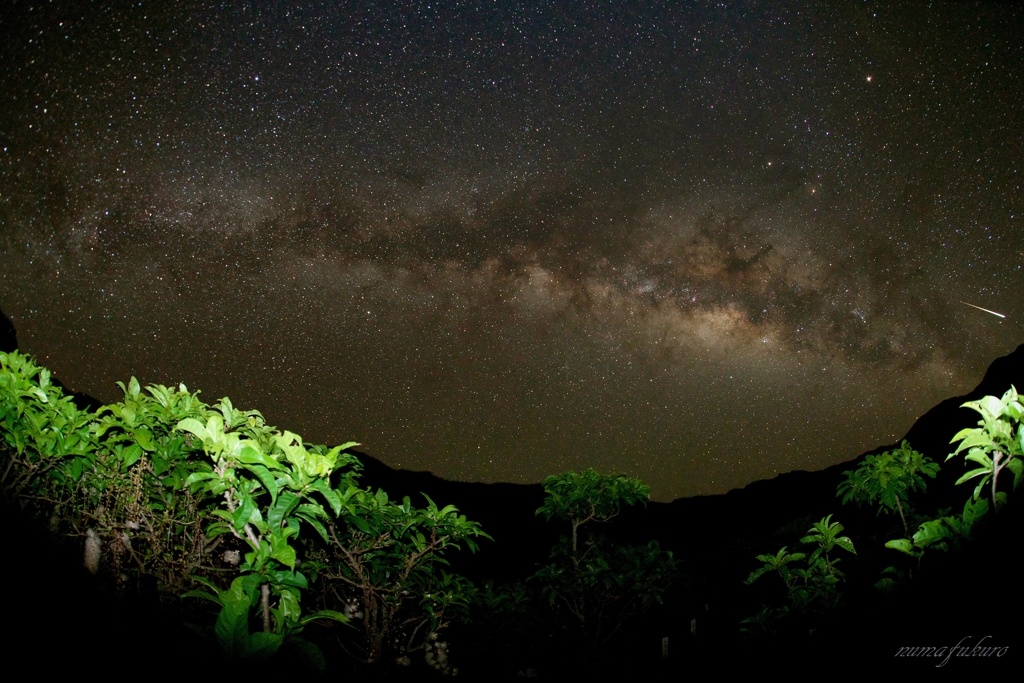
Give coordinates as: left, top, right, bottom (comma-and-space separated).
2, 345, 1021, 677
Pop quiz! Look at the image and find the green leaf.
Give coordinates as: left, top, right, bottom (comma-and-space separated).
285, 637, 327, 672
350, 515, 372, 535
177, 417, 211, 444
313, 480, 342, 516
134, 427, 156, 452
955, 468, 991, 486
234, 495, 257, 533
271, 542, 297, 570
833, 536, 856, 555
238, 444, 283, 470
184, 470, 218, 487
884, 538, 917, 556
181, 589, 220, 604
239, 632, 283, 662
215, 579, 254, 654
295, 509, 329, 543
269, 491, 300, 530
122, 443, 143, 468
953, 430, 995, 453
246, 464, 279, 502
270, 569, 308, 589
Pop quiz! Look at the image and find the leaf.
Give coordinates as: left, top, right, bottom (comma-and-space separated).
233, 495, 257, 533
271, 569, 308, 589
239, 632, 283, 662
181, 589, 220, 604
176, 417, 211, 444
215, 578, 255, 655
912, 520, 952, 548
184, 471, 218, 487
269, 491, 300, 530
978, 395, 1005, 420
313, 480, 342, 516
133, 427, 156, 452
285, 637, 327, 671
238, 444, 283, 470
301, 609, 350, 627
271, 542, 297, 570
350, 515, 372, 535
955, 468, 991, 486
833, 536, 857, 555
246, 464, 279, 503
127, 376, 141, 400
296, 510, 329, 543
953, 430, 995, 453
884, 539, 916, 555
151, 453, 170, 476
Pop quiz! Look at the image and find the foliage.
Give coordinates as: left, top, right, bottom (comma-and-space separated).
739, 604, 789, 637
536, 468, 649, 554
0, 350, 490, 672
534, 536, 676, 655
533, 469, 673, 658
0, 352, 212, 600
177, 408, 355, 658
461, 581, 540, 671
0, 350, 96, 506
315, 488, 488, 668
884, 496, 989, 559
837, 440, 939, 534
878, 387, 1021, 590
948, 385, 1024, 510
90, 377, 213, 597
184, 574, 288, 664
742, 515, 856, 631
183, 573, 341, 671
878, 495, 990, 592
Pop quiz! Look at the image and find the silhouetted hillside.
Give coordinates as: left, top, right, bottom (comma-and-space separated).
0, 308, 16, 353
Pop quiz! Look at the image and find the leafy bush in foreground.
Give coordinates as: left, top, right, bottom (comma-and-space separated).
0, 349, 485, 672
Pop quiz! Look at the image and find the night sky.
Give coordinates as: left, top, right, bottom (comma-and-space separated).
2, 1, 1021, 500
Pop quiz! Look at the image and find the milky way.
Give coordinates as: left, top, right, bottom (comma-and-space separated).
2, 1, 1022, 499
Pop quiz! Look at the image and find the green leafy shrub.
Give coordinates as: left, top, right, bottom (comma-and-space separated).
877, 496, 989, 591
0, 353, 212, 601
879, 387, 1024, 589
0, 350, 96, 508
742, 515, 856, 634
837, 440, 939, 534
533, 469, 676, 658
313, 488, 488, 669
948, 385, 1024, 510
177, 410, 355, 663
1, 349, 489, 672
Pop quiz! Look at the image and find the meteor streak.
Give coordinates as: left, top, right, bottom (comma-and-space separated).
960, 301, 1006, 319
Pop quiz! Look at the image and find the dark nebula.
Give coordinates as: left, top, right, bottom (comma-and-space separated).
2, 1, 1021, 499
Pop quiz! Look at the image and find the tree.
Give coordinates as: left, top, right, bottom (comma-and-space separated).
315, 487, 488, 669
837, 440, 939, 534
743, 515, 856, 633
533, 469, 676, 658
178, 405, 353, 664
948, 385, 1024, 511
536, 468, 650, 556
880, 495, 989, 585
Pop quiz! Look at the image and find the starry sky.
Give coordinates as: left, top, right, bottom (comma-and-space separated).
2, 1, 1022, 500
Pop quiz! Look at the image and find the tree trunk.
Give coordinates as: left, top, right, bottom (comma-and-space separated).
261, 583, 271, 632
